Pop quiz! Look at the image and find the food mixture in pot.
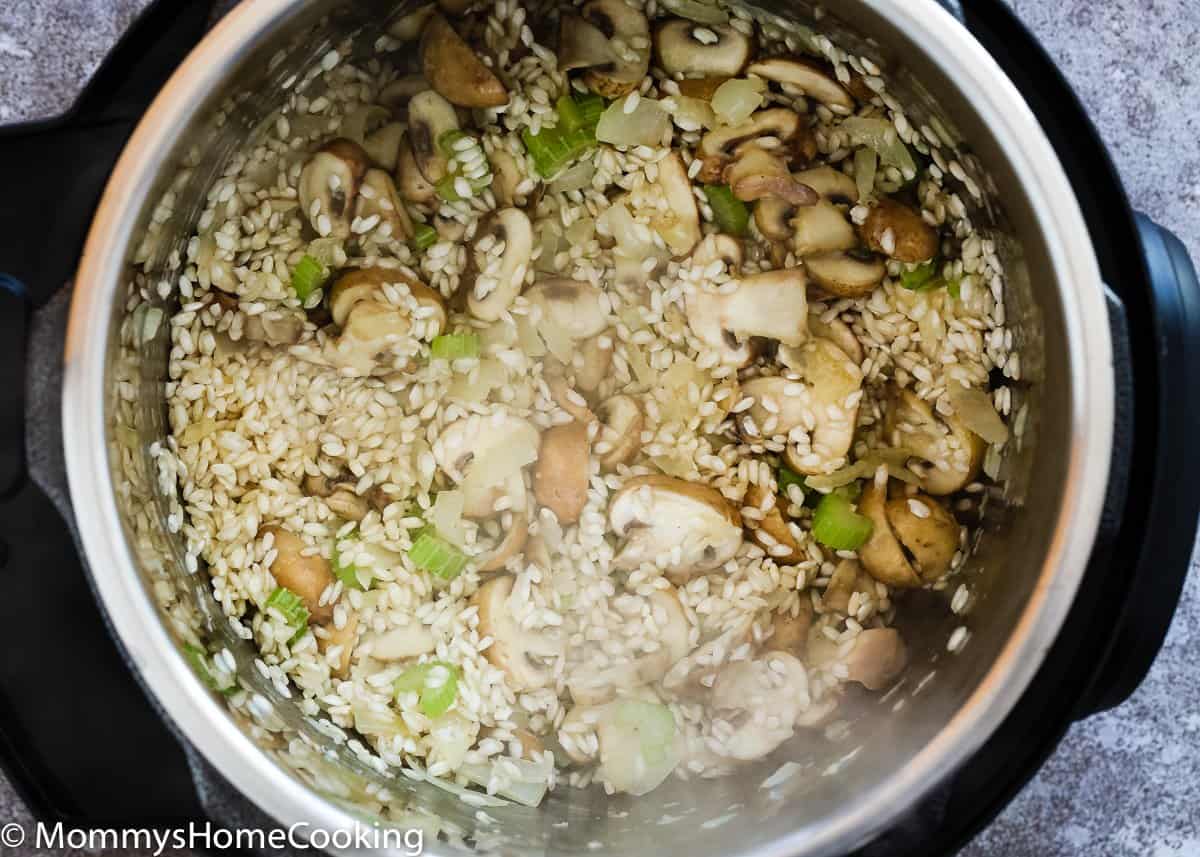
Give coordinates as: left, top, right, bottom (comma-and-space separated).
154, 0, 1019, 804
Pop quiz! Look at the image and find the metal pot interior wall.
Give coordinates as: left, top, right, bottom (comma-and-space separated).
94, 0, 1071, 853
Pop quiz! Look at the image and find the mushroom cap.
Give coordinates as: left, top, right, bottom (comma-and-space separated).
746, 57, 855, 113
804, 250, 887, 298
843, 627, 908, 691
328, 267, 446, 330
595, 394, 643, 471
858, 198, 939, 263
804, 315, 863, 365
471, 575, 565, 691
579, 0, 651, 98
724, 145, 818, 206
468, 207, 533, 322
396, 133, 438, 204
261, 525, 336, 623
743, 482, 804, 563
791, 199, 858, 256
420, 14, 508, 108
406, 90, 460, 184
653, 20, 754, 78
781, 336, 864, 475
857, 480, 922, 588
533, 421, 592, 524
792, 165, 860, 204
885, 493, 960, 581
298, 139, 370, 238
609, 475, 743, 579
691, 233, 744, 270
652, 151, 702, 256
699, 108, 801, 160
711, 651, 809, 761
885, 387, 984, 495
525, 278, 610, 340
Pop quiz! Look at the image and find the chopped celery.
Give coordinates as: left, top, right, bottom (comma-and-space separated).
395, 661, 460, 717
433, 130, 491, 201
265, 586, 309, 641
811, 492, 873, 551
430, 332, 480, 361
409, 528, 470, 579
946, 274, 962, 299
557, 93, 605, 133
332, 531, 366, 590
412, 223, 438, 251
899, 261, 941, 291
614, 700, 676, 766
291, 254, 328, 301
777, 466, 806, 499
522, 125, 596, 179
703, 185, 749, 236
437, 129, 470, 159
182, 643, 234, 695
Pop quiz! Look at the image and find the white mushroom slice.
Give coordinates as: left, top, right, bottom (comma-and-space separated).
329, 267, 433, 326
478, 511, 530, 572
609, 475, 742, 579
691, 233, 744, 270
791, 200, 858, 256
396, 133, 438, 204
407, 90, 460, 184
579, 0, 651, 98
804, 250, 887, 298
738, 375, 810, 439
557, 12, 618, 72
697, 108, 801, 181
298, 139, 369, 239
791, 166, 860, 204
747, 58, 855, 113
661, 616, 753, 699
525, 279, 609, 340
420, 14, 508, 108
260, 525, 336, 624
743, 482, 803, 563
367, 623, 438, 660
533, 421, 591, 525
858, 197, 939, 263
595, 395, 643, 471
653, 20, 753, 78
804, 315, 863, 364
724, 145, 818, 206
356, 168, 414, 241
434, 413, 540, 517
711, 651, 809, 761
843, 627, 908, 691
315, 614, 359, 677
782, 337, 864, 475
472, 575, 565, 691
720, 268, 810, 347
488, 148, 524, 207
885, 387, 985, 495
573, 334, 614, 396
652, 151, 702, 256
468, 208, 533, 321
547, 375, 596, 422
363, 122, 407, 172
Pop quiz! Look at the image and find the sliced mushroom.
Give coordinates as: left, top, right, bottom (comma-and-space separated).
242, 308, 307, 346
822, 558, 874, 614
488, 148, 524, 207
780, 337, 864, 475
298, 139, 370, 239
691, 232, 743, 270
685, 267, 808, 366
387, 4, 435, 40
753, 197, 794, 242
843, 627, 907, 691
858, 197, 939, 263
547, 375, 596, 422
652, 151, 702, 256
804, 250, 886, 298
356, 168, 415, 242
711, 651, 809, 761
396, 133, 438, 204
472, 575, 565, 691
468, 208, 533, 321
791, 200, 857, 256
697, 108, 801, 182
661, 616, 753, 700
885, 387, 985, 495
367, 622, 438, 660
653, 20, 753, 78
433, 413, 540, 517
609, 475, 743, 580
363, 122, 407, 172
767, 602, 813, 656
533, 421, 591, 525
328, 267, 446, 333
885, 493, 960, 580
557, 12, 618, 72
315, 613, 359, 677
304, 473, 372, 522
568, 589, 691, 705
724, 145, 818, 206
743, 482, 803, 563
420, 14, 508, 108
478, 511, 530, 572
579, 0, 651, 98
737, 375, 810, 439
595, 395, 643, 471
805, 315, 863, 364
747, 57, 855, 113
573, 334, 614, 396
857, 480, 922, 588
677, 75, 733, 101
407, 90, 460, 184
525, 278, 609, 340
261, 525, 336, 623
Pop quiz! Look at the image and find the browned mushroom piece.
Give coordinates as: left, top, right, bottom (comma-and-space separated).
406, 90, 460, 185
676, 76, 732, 101
652, 151, 702, 256
578, 0, 651, 98
724, 145, 818, 206
315, 614, 359, 677
533, 421, 591, 524
298, 138, 370, 238
420, 14, 508, 108
804, 250, 887, 298
822, 558, 874, 614
547, 375, 596, 422
261, 525, 336, 623
885, 387, 985, 495
746, 57, 855, 113
303, 472, 371, 522
685, 267, 809, 366
857, 480, 922, 589
858, 197, 939, 263
653, 20, 754, 78
697, 108, 801, 183
768, 601, 814, 656
743, 482, 804, 563
884, 493, 960, 580
843, 627, 908, 690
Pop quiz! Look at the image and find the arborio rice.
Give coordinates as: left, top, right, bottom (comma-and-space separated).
150, 0, 1017, 805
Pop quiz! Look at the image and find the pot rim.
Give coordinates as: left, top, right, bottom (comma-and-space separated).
61, 0, 1114, 853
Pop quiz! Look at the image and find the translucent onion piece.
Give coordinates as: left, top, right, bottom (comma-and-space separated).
711, 78, 765, 126
669, 95, 717, 131
427, 490, 466, 547
549, 159, 597, 194
803, 448, 921, 493
596, 99, 671, 148
946, 384, 1010, 445
854, 147, 878, 203
459, 758, 552, 807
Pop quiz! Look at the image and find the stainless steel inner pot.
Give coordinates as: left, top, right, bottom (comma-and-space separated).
61, 0, 1114, 854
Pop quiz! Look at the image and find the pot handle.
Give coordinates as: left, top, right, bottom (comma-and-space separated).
1075, 214, 1200, 716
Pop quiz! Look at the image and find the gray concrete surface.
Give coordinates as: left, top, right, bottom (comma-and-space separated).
1, 0, 1198, 855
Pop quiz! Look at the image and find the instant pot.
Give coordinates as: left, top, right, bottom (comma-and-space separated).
0, 0, 1197, 854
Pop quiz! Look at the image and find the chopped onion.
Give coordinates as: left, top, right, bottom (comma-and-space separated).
352, 699, 409, 739
596, 99, 671, 148
460, 433, 538, 510
669, 95, 717, 131
426, 712, 474, 769
711, 78, 765, 126
459, 757, 552, 807
596, 701, 680, 796
549, 159, 596, 194
946, 384, 1010, 445
565, 215, 596, 246
660, 0, 729, 24
841, 116, 916, 177
804, 448, 921, 493
448, 358, 507, 401
427, 490, 466, 547
341, 104, 390, 145
854, 147, 877, 203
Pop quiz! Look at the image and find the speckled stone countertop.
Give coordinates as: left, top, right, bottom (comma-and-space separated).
1, 1, 1198, 855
